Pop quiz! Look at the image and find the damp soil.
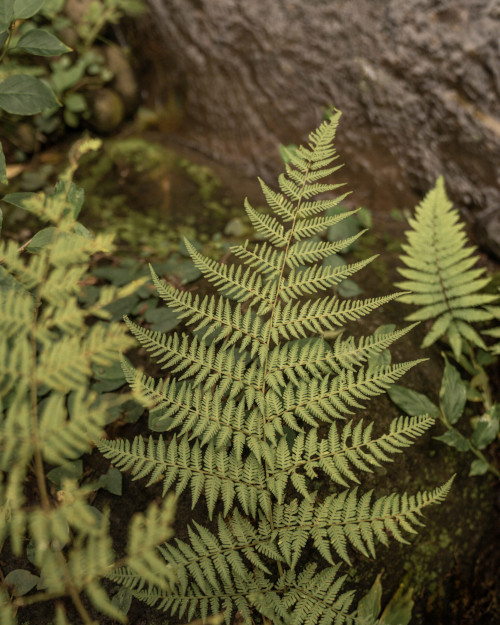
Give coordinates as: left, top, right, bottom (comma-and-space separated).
5, 136, 500, 625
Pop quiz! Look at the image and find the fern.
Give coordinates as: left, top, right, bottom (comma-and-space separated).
100, 111, 450, 624
0, 139, 176, 625
395, 177, 498, 358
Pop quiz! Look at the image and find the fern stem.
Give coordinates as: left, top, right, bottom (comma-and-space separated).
259, 161, 311, 581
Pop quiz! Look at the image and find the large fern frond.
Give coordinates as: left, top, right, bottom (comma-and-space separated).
101, 111, 450, 623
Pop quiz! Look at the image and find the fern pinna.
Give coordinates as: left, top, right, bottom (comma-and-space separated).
98, 112, 451, 624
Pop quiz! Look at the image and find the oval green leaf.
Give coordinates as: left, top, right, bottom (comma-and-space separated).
469, 458, 489, 476
5, 569, 40, 596
387, 384, 440, 418
0, 0, 14, 32
0, 74, 59, 115
13, 0, 45, 19
16, 29, 71, 56
439, 358, 467, 425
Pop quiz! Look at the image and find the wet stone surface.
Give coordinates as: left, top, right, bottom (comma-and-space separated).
136, 0, 500, 257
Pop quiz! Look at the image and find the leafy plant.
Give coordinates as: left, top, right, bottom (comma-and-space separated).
98, 111, 452, 624
0, 0, 144, 151
389, 177, 500, 478
0, 0, 71, 179
0, 138, 176, 624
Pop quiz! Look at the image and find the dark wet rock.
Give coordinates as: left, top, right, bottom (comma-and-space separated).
137, 0, 500, 257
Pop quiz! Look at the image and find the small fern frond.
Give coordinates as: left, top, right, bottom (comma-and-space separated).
273, 564, 355, 625
184, 238, 275, 307
123, 318, 258, 397
120, 358, 260, 450
0, 289, 33, 338
396, 177, 498, 357
39, 390, 108, 465
268, 361, 423, 427
245, 198, 288, 246
332, 324, 418, 369
230, 240, 284, 277
291, 210, 359, 242
268, 478, 453, 566
125, 495, 177, 588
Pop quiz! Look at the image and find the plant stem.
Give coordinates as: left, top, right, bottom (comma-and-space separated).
0, 23, 14, 63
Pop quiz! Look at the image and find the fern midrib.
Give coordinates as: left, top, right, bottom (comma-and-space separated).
260, 164, 312, 407
430, 211, 454, 316
257, 159, 312, 579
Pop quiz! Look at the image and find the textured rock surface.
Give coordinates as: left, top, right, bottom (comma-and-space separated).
140, 0, 500, 256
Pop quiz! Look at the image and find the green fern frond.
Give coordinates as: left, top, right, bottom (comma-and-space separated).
150, 267, 268, 358
332, 324, 418, 369
230, 240, 284, 277
267, 478, 454, 566
396, 177, 498, 357
39, 390, 108, 465
124, 318, 258, 397
0, 288, 33, 338
274, 564, 355, 625
291, 210, 360, 243
101, 111, 451, 623
245, 198, 288, 246
120, 358, 260, 450
184, 238, 275, 307
267, 360, 423, 427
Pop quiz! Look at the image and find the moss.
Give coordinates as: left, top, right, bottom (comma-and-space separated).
75, 134, 237, 257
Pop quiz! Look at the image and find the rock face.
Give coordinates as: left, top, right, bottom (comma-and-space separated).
141, 0, 500, 257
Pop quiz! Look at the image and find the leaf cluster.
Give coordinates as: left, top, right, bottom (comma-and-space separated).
0, 138, 176, 624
